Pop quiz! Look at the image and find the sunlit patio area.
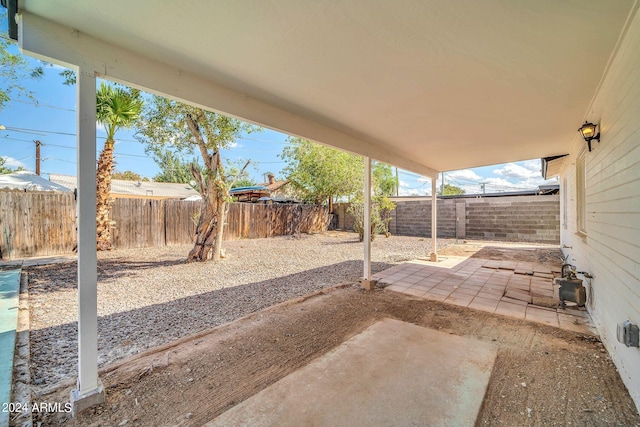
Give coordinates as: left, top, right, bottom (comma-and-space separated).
374, 246, 596, 335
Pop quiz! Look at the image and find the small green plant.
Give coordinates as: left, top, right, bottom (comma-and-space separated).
348, 195, 396, 242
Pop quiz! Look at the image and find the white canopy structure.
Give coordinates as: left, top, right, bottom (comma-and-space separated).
0, 171, 72, 192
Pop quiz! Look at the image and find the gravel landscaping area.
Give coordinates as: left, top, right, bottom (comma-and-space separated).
27, 231, 452, 392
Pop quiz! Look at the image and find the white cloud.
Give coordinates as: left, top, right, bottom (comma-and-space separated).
521, 159, 541, 173
398, 187, 430, 197
483, 175, 556, 192
485, 177, 525, 190
458, 183, 484, 194
447, 169, 482, 182
398, 159, 555, 196
493, 162, 540, 179
1, 156, 27, 169
398, 179, 409, 188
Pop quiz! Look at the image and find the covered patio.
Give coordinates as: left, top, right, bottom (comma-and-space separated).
7, 0, 640, 418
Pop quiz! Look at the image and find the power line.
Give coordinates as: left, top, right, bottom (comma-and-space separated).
221, 147, 282, 153
1, 126, 76, 136
114, 153, 154, 159
42, 156, 75, 164
445, 176, 482, 184
1, 137, 156, 160
1, 136, 36, 143
3, 137, 280, 164
238, 136, 291, 144
38, 143, 75, 150
0, 126, 293, 152
7, 147, 33, 157
401, 181, 429, 190
9, 98, 75, 112
397, 170, 423, 177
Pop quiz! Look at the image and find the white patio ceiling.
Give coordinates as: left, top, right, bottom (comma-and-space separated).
19, 0, 636, 177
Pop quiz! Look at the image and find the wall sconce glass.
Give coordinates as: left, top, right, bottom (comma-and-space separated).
578, 121, 600, 152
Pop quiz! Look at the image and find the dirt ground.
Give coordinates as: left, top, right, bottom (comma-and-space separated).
34, 288, 639, 426
24, 241, 639, 426
439, 241, 566, 266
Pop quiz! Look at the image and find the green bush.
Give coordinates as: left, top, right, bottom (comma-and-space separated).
348, 196, 396, 242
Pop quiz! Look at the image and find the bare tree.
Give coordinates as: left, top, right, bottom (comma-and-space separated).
136, 97, 259, 261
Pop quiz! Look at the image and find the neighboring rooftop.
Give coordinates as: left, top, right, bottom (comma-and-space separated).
260, 173, 289, 193
49, 174, 200, 199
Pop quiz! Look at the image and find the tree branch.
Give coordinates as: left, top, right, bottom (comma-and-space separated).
185, 112, 213, 170
227, 160, 251, 189
190, 162, 206, 197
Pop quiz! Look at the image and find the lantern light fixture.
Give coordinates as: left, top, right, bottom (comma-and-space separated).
578, 121, 600, 152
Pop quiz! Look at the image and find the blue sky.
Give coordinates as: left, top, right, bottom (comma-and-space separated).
0, 43, 557, 195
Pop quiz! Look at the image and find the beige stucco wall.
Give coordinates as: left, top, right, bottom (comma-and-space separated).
558, 7, 640, 409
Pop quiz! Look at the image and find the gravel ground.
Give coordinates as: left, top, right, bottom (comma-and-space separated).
27, 231, 453, 392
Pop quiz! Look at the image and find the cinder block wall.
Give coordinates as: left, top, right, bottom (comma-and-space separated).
464, 196, 560, 243
390, 200, 457, 238
334, 194, 560, 244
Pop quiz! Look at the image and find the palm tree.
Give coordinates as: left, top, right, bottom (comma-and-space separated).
95, 83, 143, 250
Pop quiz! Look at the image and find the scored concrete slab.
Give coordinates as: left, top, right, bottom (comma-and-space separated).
208, 318, 496, 427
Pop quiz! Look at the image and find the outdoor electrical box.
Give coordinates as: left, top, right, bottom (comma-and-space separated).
617, 321, 639, 348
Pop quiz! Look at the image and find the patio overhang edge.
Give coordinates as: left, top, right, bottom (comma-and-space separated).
17, 11, 438, 179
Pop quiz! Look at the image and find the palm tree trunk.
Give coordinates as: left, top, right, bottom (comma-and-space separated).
96, 140, 115, 250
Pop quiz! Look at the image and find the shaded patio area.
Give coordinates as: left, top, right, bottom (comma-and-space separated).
374, 246, 596, 335
34, 279, 639, 426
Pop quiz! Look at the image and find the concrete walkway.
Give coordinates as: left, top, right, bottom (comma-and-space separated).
0, 268, 21, 427
0, 254, 76, 268
208, 318, 496, 427
374, 256, 596, 335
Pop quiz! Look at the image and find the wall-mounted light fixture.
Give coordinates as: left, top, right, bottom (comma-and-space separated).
578, 121, 600, 152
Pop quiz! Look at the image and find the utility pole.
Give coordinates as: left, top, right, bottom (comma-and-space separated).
440, 172, 445, 196
480, 182, 487, 194
34, 140, 41, 175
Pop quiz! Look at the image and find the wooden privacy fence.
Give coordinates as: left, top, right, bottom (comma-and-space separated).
112, 200, 330, 248
0, 191, 330, 258
224, 203, 330, 240
0, 191, 77, 259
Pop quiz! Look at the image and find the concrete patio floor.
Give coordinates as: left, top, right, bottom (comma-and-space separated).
208, 318, 497, 427
374, 255, 596, 335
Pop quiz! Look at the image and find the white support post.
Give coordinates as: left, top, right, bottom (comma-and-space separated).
362, 156, 373, 290
430, 177, 439, 262
70, 63, 104, 414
